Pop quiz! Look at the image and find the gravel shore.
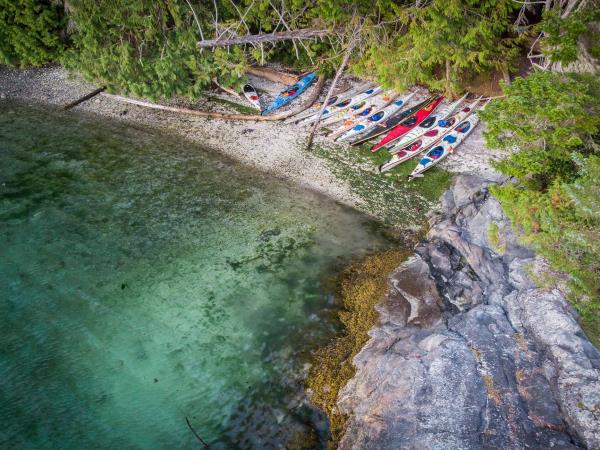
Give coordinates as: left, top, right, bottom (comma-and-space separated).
0, 65, 363, 205
0, 64, 501, 223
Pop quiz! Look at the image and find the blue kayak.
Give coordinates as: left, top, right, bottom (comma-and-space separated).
261, 72, 317, 115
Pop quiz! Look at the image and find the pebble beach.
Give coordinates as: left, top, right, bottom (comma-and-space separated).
0, 64, 501, 224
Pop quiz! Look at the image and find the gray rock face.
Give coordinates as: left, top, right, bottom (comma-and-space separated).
338, 175, 600, 450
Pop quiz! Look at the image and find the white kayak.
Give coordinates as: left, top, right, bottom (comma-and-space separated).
408, 102, 486, 179
319, 91, 394, 128
382, 93, 469, 150
327, 93, 400, 140
286, 82, 372, 123
298, 86, 383, 125
379, 97, 480, 173
335, 92, 416, 142
242, 84, 261, 110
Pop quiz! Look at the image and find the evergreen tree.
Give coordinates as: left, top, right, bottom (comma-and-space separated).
353, 0, 521, 95
0, 0, 65, 67
538, 6, 600, 67
63, 1, 249, 100
480, 72, 599, 189
481, 72, 600, 344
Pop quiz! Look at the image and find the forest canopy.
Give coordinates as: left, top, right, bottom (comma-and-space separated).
4, 0, 593, 98
480, 72, 600, 344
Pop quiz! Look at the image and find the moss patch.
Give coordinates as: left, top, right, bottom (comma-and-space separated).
306, 249, 410, 448
204, 95, 259, 115
311, 140, 452, 226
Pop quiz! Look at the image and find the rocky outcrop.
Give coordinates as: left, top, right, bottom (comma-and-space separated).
337, 175, 600, 449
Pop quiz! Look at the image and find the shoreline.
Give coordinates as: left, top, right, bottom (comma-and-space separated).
0, 65, 359, 209
1, 64, 523, 448
0, 64, 501, 227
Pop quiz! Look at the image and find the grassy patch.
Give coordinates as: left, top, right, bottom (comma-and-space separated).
306, 249, 410, 448
487, 222, 506, 255
311, 140, 452, 226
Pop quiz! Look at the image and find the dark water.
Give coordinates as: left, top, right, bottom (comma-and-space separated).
0, 102, 388, 449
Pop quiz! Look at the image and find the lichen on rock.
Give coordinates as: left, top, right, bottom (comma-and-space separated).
336, 174, 600, 450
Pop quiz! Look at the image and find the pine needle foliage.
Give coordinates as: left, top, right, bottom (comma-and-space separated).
0, 0, 66, 67
538, 6, 600, 67
353, 0, 521, 96
63, 1, 248, 100
1, 0, 527, 99
481, 72, 599, 189
481, 72, 600, 345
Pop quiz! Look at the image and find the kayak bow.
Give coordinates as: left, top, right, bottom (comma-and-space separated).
242, 84, 261, 110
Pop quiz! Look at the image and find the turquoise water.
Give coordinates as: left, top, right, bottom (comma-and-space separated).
0, 102, 388, 449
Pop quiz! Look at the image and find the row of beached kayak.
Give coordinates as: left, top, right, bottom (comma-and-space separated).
290, 84, 486, 179
241, 72, 484, 178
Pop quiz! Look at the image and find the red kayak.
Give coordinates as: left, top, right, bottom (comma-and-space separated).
371, 95, 444, 152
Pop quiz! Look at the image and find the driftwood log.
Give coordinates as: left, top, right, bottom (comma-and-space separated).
102, 75, 326, 121
245, 66, 297, 85
211, 76, 242, 98
63, 86, 106, 110
197, 29, 329, 48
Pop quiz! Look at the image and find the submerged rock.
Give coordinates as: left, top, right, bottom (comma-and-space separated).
338, 175, 600, 449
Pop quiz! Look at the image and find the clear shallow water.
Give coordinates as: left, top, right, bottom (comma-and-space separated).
0, 102, 388, 449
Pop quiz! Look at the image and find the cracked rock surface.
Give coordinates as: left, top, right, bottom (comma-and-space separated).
337, 175, 600, 449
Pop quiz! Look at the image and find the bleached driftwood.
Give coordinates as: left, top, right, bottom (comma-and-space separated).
245, 66, 298, 85
102, 75, 326, 121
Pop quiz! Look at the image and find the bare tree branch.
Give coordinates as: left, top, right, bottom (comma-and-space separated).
306, 33, 359, 149
184, 0, 205, 41
268, 0, 314, 64
197, 29, 331, 48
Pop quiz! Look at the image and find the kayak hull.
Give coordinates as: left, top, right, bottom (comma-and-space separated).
349, 96, 438, 146
242, 84, 261, 110
261, 72, 317, 115
409, 113, 480, 178
379, 103, 477, 173
299, 86, 382, 125
335, 93, 416, 142
371, 96, 444, 152
287, 82, 372, 123
385, 93, 468, 150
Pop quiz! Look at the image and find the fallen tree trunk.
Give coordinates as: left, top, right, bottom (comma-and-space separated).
211, 76, 242, 98
102, 75, 326, 121
245, 66, 297, 85
197, 29, 329, 48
